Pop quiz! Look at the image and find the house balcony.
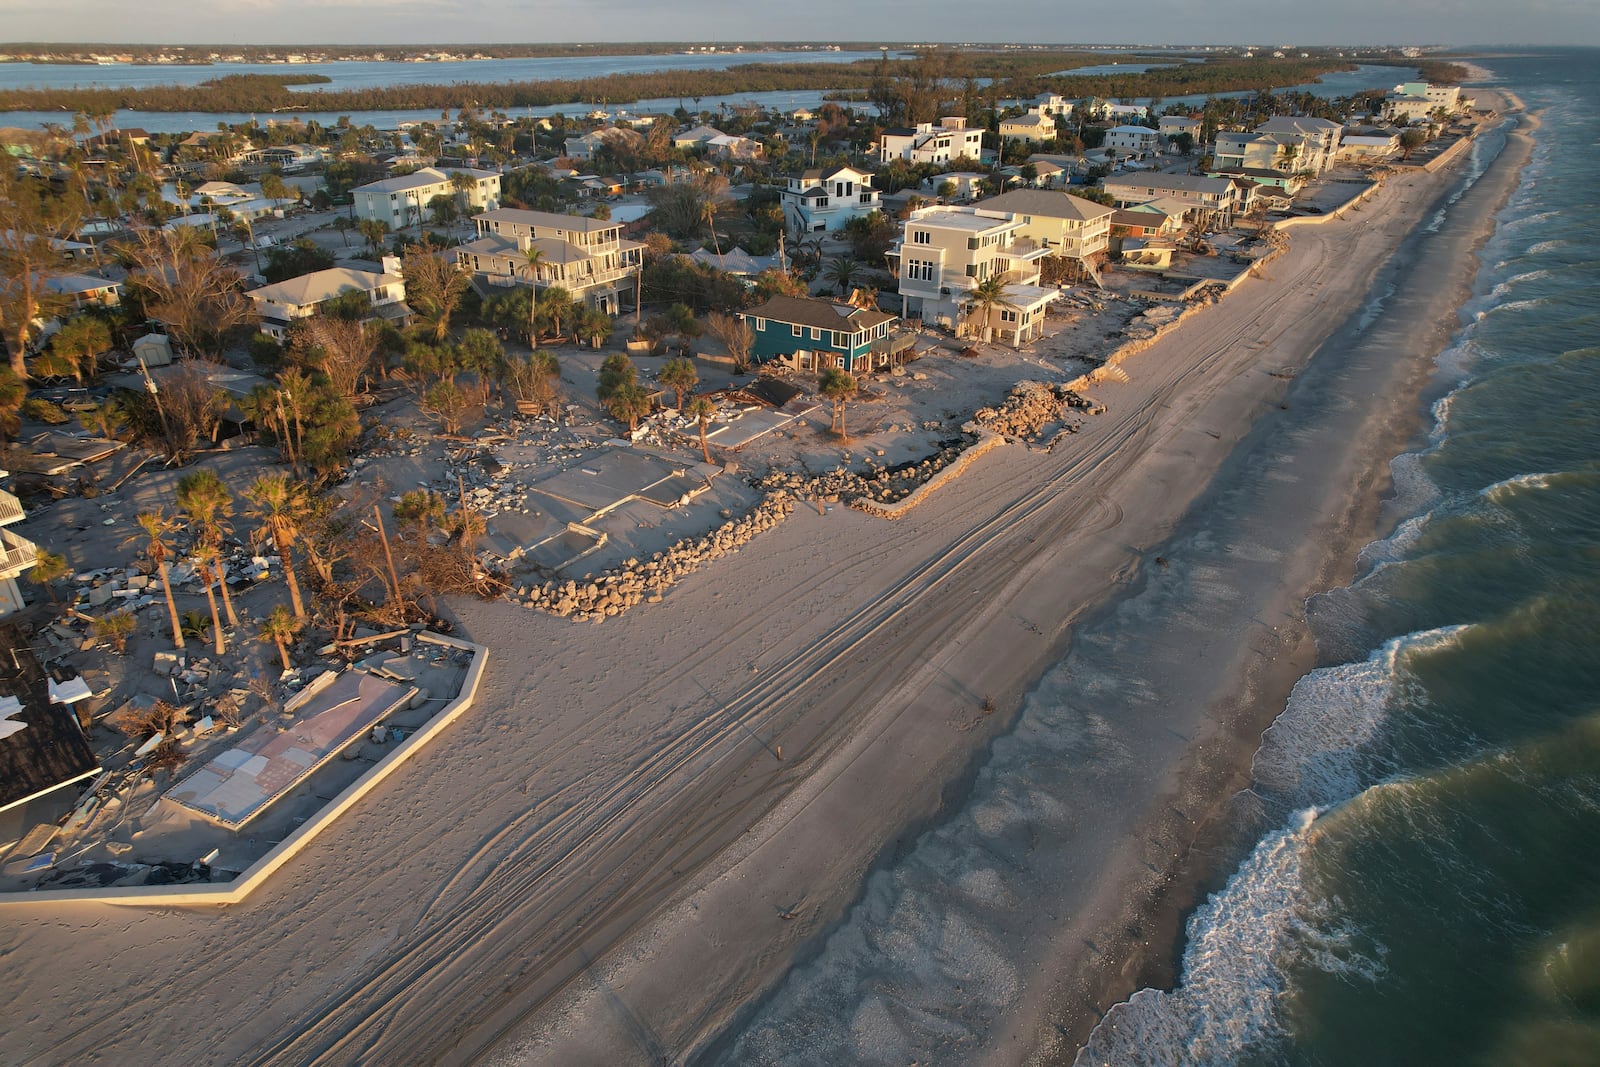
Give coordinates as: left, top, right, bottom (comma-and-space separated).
0, 489, 25, 528
1002, 238, 1053, 262
0, 527, 37, 580
870, 330, 918, 360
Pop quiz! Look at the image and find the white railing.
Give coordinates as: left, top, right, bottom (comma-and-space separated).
0, 528, 36, 576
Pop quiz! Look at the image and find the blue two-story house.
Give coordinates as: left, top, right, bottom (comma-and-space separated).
740, 295, 914, 374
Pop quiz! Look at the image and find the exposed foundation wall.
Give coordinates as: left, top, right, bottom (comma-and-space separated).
0, 632, 488, 909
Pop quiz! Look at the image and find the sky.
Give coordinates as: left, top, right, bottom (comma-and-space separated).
0, 0, 1595, 49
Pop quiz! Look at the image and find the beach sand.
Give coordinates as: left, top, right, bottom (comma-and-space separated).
0, 106, 1523, 1066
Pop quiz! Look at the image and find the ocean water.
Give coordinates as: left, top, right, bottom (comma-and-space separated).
705, 49, 1600, 1067
1079, 49, 1600, 1066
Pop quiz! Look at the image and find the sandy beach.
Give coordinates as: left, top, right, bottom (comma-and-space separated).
0, 102, 1524, 1066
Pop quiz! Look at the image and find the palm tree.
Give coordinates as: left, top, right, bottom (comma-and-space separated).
93, 610, 136, 654
258, 603, 303, 671
124, 510, 186, 651
357, 218, 390, 260
574, 304, 613, 349
28, 548, 69, 606
189, 541, 227, 655
449, 170, 477, 238
175, 468, 241, 628
521, 245, 548, 346
246, 474, 310, 620
685, 395, 716, 463
597, 353, 638, 404
822, 256, 859, 297
537, 286, 575, 344
819, 368, 858, 440
333, 215, 353, 248
965, 274, 1013, 344
659, 357, 699, 412
604, 382, 654, 432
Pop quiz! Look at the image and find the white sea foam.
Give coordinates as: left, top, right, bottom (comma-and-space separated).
1503, 209, 1559, 230
1526, 239, 1569, 255
1076, 808, 1384, 1067
1481, 472, 1555, 503
1488, 269, 1555, 300
1484, 296, 1552, 317
1252, 626, 1469, 812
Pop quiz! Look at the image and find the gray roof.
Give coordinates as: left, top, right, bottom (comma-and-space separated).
356, 166, 497, 195
475, 208, 620, 234
1256, 116, 1342, 135
248, 268, 398, 307
1103, 173, 1235, 195
975, 189, 1114, 222
742, 295, 894, 333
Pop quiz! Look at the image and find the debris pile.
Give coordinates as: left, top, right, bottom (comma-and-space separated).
971, 381, 1103, 439
517, 493, 797, 622
755, 437, 976, 509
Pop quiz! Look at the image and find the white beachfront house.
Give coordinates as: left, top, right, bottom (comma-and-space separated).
876, 117, 985, 166
247, 266, 412, 341
455, 208, 645, 315
885, 204, 1059, 346
352, 166, 501, 233
781, 166, 880, 237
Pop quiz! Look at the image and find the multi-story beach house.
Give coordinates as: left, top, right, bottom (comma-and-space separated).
875, 117, 985, 166
1213, 117, 1342, 178
781, 166, 880, 236
969, 189, 1114, 284
1029, 93, 1074, 120
999, 111, 1057, 145
1102, 173, 1240, 229
1103, 125, 1163, 159
455, 208, 645, 315
247, 266, 411, 341
1158, 115, 1203, 141
1337, 127, 1402, 162
739, 294, 913, 373
352, 166, 500, 233
886, 204, 1059, 346
1382, 81, 1465, 123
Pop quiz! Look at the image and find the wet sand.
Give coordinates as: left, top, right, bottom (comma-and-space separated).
0, 104, 1522, 1067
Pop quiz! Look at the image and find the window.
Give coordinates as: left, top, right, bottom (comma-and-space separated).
754, 318, 765, 331
810, 327, 823, 340
911, 230, 930, 244
792, 324, 802, 337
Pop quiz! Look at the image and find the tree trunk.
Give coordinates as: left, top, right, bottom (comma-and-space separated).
275, 636, 291, 671
158, 561, 186, 651
275, 530, 307, 619
216, 558, 241, 628
200, 569, 225, 655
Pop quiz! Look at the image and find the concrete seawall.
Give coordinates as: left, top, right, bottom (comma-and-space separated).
0, 631, 488, 908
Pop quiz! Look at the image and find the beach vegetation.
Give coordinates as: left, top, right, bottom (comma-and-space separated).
91, 609, 137, 654
659, 357, 699, 412
686, 395, 717, 463
819, 367, 858, 439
